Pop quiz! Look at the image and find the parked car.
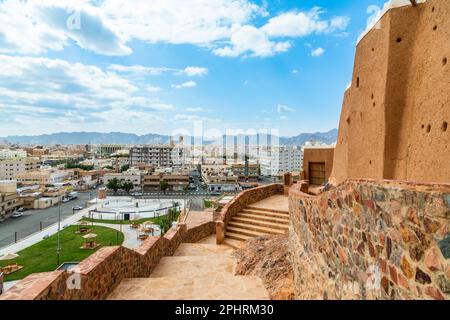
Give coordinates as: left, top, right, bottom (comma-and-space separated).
131, 192, 143, 196
72, 206, 83, 211
12, 212, 24, 218
16, 207, 25, 212
62, 198, 70, 203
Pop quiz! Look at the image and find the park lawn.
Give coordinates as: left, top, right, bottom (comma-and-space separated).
1, 225, 124, 282
81, 217, 157, 225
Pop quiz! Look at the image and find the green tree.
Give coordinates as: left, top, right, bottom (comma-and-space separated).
107, 178, 121, 194
120, 164, 130, 172
121, 181, 134, 194
160, 180, 169, 194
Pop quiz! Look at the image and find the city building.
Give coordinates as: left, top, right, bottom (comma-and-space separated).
94, 144, 125, 156
103, 170, 142, 192
0, 180, 21, 221
143, 172, 189, 192
15, 169, 70, 186
231, 163, 261, 181
201, 165, 240, 192
259, 146, 302, 177
130, 145, 186, 168
0, 157, 42, 181
0, 149, 27, 159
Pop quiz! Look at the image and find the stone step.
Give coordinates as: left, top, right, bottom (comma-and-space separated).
225, 231, 252, 242
108, 275, 269, 300
233, 212, 289, 225
246, 206, 290, 215
232, 215, 289, 229
222, 238, 243, 250
150, 255, 235, 278
241, 208, 290, 220
228, 221, 287, 235
226, 226, 276, 238
173, 243, 234, 257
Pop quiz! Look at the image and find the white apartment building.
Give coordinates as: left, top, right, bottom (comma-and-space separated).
0, 149, 27, 159
259, 146, 302, 176
0, 157, 42, 181
130, 146, 186, 168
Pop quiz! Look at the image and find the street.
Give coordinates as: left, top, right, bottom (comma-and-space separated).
0, 192, 93, 248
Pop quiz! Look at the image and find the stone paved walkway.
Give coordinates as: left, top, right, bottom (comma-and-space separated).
108, 235, 269, 300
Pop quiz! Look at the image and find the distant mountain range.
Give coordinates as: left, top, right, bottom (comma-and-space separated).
1, 129, 338, 147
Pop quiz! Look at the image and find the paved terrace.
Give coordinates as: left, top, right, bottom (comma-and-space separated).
108, 234, 269, 300
108, 194, 290, 300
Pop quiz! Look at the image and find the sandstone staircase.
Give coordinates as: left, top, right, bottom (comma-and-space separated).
108, 236, 269, 300
223, 202, 290, 249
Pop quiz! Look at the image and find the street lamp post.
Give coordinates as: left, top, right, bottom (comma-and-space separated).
56, 195, 62, 266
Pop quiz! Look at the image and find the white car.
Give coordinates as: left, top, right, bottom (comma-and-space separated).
72, 206, 83, 211
12, 212, 24, 218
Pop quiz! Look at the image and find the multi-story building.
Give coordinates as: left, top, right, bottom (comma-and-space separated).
0, 180, 21, 221
15, 169, 69, 186
129, 146, 186, 168
143, 172, 189, 192
231, 163, 261, 181
201, 165, 240, 192
259, 146, 302, 176
0, 149, 27, 159
103, 170, 142, 192
0, 157, 42, 181
94, 144, 124, 156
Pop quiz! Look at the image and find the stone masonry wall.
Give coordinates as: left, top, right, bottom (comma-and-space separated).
289, 179, 450, 300
0, 220, 215, 300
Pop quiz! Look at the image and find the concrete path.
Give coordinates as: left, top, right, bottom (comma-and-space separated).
89, 222, 161, 249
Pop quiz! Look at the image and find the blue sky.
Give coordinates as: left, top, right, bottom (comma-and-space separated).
0, 0, 391, 137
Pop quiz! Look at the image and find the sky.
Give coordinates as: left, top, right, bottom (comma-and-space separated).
0, 0, 394, 138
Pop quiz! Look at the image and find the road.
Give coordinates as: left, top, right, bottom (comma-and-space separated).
0, 192, 93, 248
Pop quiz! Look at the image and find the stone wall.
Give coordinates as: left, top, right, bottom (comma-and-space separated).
216, 184, 284, 244
289, 179, 450, 300
331, 0, 450, 185
0, 220, 216, 300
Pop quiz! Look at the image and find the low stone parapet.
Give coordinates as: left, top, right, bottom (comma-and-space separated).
0, 219, 216, 300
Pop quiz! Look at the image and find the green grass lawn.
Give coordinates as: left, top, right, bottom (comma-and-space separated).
0, 225, 124, 282
81, 217, 157, 225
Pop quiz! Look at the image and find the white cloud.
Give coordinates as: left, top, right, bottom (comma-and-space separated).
292, 69, 299, 74
0, 1, 349, 58
174, 114, 201, 121
185, 107, 204, 112
262, 8, 349, 38
280, 116, 288, 120
213, 25, 291, 58
277, 104, 295, 113
172, 81, 197, 89
182, 67, 208, 77
311, 47, 325, 57
108, 64, 175, 75
108, 64, 208, 77
0, 54, 175, 135
146, 85, 163, 93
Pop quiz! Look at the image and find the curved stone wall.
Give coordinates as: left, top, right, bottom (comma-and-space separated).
289, 179, 450, 300
216, 184, 284, 244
